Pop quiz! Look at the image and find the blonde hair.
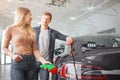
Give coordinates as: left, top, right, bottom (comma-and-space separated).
14, 7, 35, 40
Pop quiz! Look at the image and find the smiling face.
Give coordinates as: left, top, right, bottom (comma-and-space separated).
40, 12, 52, 29
24, 12, 32, 25
41, 14, 51, 29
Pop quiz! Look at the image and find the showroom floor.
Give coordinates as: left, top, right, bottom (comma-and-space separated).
0, 64, 10, 80
0, 64, 52, 80
0, 64, 120, 80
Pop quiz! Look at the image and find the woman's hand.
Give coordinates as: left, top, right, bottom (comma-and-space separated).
12, 54, 23, 62
39, 57, 51, 64
42, 60, 51, 64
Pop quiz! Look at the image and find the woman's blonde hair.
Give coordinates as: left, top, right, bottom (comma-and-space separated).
14, 7, 35, 40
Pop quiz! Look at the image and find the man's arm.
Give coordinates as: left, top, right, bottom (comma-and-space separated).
55, 30, 67, 41
54, 29, 73, 45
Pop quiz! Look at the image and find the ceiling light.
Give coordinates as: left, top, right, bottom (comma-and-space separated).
45, 0, 71, 7
8, 0, 28, 3
70, 17, 76, 20
9, 0, 24, 1
86, 5, 95, 11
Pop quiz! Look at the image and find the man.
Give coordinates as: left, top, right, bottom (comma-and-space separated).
33, 12, 73, 80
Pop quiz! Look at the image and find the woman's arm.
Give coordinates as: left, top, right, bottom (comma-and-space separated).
2, 26, 13, 57
2, 26, 23, 61
32, 40, 51, 64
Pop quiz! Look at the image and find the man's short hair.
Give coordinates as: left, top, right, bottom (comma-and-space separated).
42, 12, 52, 21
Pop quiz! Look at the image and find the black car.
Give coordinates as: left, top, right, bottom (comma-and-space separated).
84, 48, 120, 80
54, 34, 120, 80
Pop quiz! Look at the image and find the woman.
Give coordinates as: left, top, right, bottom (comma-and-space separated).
2, 7, 50, 80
